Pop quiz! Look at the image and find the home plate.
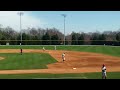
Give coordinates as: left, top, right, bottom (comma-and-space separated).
73, 68, 76, 69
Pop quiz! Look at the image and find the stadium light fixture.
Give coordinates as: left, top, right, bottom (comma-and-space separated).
17, 11, 24, 46
61, 14, 67, 45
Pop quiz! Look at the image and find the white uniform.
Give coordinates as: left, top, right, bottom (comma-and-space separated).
62, 53, 65, 61
43, 47, 45, 51
55, 46, 56, 50
102, 66, 107, 77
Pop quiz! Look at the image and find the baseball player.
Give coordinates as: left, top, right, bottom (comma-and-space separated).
20, 48, 22, 55
43, 47, 45, 51
101, 64, 107, 79
62, 53, 65, 62
54, 46, 56, 50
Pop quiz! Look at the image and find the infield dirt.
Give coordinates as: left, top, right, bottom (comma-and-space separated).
0, 49, 120, 74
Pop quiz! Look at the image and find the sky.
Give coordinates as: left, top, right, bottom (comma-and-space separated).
0, 11, 120, 34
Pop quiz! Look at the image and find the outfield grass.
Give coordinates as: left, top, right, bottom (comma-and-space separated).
57, 46, 120, 57
0, 45, 55, 49
0, 45, 120, 79
0, 53, 57, 70
0, 72, 119, 79
0, 45, 120, 57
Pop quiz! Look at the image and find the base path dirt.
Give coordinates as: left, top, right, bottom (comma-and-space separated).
0, 49, 120, 74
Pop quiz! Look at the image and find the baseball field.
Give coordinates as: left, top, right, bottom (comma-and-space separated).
0, 45, 120, 79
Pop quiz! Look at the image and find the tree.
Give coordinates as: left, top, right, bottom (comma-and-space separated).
116, 32, 120, 41
22, 33, 30, 45
91, 32, 100, 45
16, 33, 21, 45
98, 34, 106, 45
42, 32, 50, 45
1, 36, 6, 45
71, 32, 78, 45
99, 34, 105, 40
51, 34, 59, 45
78, 34, 84, 45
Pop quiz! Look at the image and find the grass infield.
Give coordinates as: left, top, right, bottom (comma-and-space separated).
0, 53, 57, 70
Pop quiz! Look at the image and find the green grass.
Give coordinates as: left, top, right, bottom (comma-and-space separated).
0, 45, 55, 49
0, 72, 119, 79
0, 45, 120, 79
0, 53, 57, 70
1, 45, 119, 57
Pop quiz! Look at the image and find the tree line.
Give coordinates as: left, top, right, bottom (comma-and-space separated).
0, 25, 120, 45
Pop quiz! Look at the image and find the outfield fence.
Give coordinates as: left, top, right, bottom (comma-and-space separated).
0, 40, 120, 46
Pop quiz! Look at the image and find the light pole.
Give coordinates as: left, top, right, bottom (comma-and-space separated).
17, 11, 24, 46
61, 14, 66, 45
